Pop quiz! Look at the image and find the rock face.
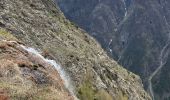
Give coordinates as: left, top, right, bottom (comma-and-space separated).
0, 0, 151, 100
56, 0, 170, 99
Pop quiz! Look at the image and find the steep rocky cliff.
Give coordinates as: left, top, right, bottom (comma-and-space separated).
56, 0, 170, 99
0, 0, 150, 100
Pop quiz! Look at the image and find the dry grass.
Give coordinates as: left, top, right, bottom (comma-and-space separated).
0, 79, 72, 100
0, 41, 73, 100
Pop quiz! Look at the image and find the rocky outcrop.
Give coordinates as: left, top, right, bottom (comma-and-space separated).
0, 0, 150, 100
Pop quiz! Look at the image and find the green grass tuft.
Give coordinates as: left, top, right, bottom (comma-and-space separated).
0, 29, 17, 40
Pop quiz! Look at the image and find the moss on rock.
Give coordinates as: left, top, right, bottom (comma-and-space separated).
0, 29, 17, 41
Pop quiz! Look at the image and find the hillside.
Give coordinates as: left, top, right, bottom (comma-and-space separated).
56, 0, 170, 99
0, 0, 150, 100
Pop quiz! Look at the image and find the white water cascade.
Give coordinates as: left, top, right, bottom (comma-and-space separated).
108, 39, 113, 54
122, 0, 127, 17
20, 45, 77, 99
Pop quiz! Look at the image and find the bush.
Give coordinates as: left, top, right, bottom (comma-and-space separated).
95, 89, 112, 100
77, 69, 113, 100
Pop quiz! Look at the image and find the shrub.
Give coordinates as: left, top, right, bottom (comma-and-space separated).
95, 89, 112, 100
77, 69, 113, 100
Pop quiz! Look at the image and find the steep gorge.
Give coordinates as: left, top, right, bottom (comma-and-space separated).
56, 0, 170, 99
0, 0, 151, 100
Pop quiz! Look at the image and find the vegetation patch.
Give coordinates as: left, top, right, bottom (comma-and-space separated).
0, 29, 17, 40
77, 71, 113, 100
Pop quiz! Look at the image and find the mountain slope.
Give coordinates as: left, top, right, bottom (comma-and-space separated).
56, 0, 170, 99
0, 40, 73, 100
0, 0, 150, 99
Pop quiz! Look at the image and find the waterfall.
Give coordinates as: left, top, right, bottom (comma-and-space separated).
20, 45, 77, 99
122, 0, 127, 17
